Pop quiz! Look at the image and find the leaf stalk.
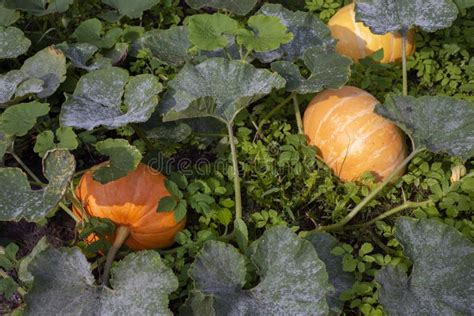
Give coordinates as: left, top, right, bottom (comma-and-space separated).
226, 122, 242, 221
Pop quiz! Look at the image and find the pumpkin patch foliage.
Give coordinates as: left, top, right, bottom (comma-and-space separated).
0, 0, 473, 315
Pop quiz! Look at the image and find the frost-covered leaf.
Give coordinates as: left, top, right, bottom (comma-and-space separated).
0, 5, 19, 26
102, 0, 159, 18
355, 0, 459, 35
160, 58, 285, 123
0, 26, 31, 59
3, 0, 73, 16
73, 18, 123, 49
56, 42, 112, 71
93, 138, 142, 184
188, 226, 331, 315
307, 232, 354, 314
187, 13, 240, 51
34, 127, 78, 158
271, 45, 351, 94
375, 95, 474, 160
376, 217, 474, 315
236, 15, 293, 52
0, 102, 49, 137
60, 67, 162, 130
0, 150, 75, 222
139, 26, 191, 66
185, 0, 257, 15
25, 248, 178, 315
256, 3, 335, 63
147, 122, 192, 143
0, 47, 66, 105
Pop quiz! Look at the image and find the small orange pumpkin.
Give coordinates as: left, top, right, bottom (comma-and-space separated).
328, 3, 415, 63
303, 86, 407, 182
74, 163, 185, 250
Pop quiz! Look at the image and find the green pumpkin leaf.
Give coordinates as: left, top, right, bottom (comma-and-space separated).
147, 122, 192, 143
306, 232, 355, 314
188, 226, 331, 315
174, 200, 187, 222
185, 0, 257, 15
187, 13, 240, 51
0, 47, 66, 105
60, 67, 162, 130
34, 127, 78, 158
271, 45, 352, 94
157, 196, 177, 212
0, 132, 12, 159
236, 15, 293, 52
233, 218, 248, 251
3, 0, 73, 16
180, 291, 215, 315
18, 237, 49, 285
355, 0, 459, 35
102, 0, 160, 18
24, 248, 178, 315
454, 0, 474, 9
93, 138, 142, 184
160, 58, 285, 124
375, 95, 474, 160
56, 42, 112, 71
376, 218, 474, 315
256, 3, 335, 63
0, 5, 19, 26
73, 18, 123, 49
139, 26, 191, 66
0, 102, 49, 137
0, 150, 75, 222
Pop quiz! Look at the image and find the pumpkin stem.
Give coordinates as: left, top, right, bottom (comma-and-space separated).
401, 35, 408, 97
292, 93, 304, 135
226, 122, 242, 221
102, 225, 130, 286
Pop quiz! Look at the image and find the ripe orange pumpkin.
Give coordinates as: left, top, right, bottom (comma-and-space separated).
328, 3, 415, 63
74, 163, 185, 250
303, 86, 407, 182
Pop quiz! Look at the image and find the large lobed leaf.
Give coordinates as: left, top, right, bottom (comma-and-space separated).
186, 226, 331, 315
0, 47, 66, 105
376, 218, 474, 315
0, 102, 49, 137
185, 0, 258, 16
3, 0, 73, 16
0, 26, 30, 59
271, 45, 352, 94
375, 95, 474, 160
0, 150, 75, 222
102, 0, 160, 18
160, 58, 285, 124
355, 0, 459, 35
56, 42, 113, 71
72, 18, 123, 49
24, 248, 178, 315
0, 5, 19, 26
256, 3, 335, 63
60, 67, 162, 130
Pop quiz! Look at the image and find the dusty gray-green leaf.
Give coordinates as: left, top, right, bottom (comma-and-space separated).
93, 138, 142, 184
139, 26, 191, 66
73, 18, 123, 49
0, 5, 19, 26
25, 248, 178, 315
56, 42, 112, 71
0, 150, 75, 222
160, 58, 285, 123
0, 47, 66, 105
186, 13, 240, 51
3, 0, 73, 16
189, 226, 331, 315
147, 122, 192, 143
256, 3, 335, 63
0, 102, 49, 137
185, 0, 257, 15
60, 67, 162, 130
0, 26, 30, 59
102, 0, 160, 18
18, 237, 49, 285
236, 15, 293, 52
375, 95, 474, 160
0, 131, 12, 159
306, 232, 354, 314
376, 217, 474, 315
355, 0, 459, 35
271, 45, 352, 94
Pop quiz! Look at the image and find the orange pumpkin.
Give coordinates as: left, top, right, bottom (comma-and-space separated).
303, 86, 407, 182
74, 163, 185, 250
328, 3, 415, 63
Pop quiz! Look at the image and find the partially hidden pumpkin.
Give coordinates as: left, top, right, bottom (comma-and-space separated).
74, 163, 185, 250
303, 86, 407, 182
328, 3, 415, 63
